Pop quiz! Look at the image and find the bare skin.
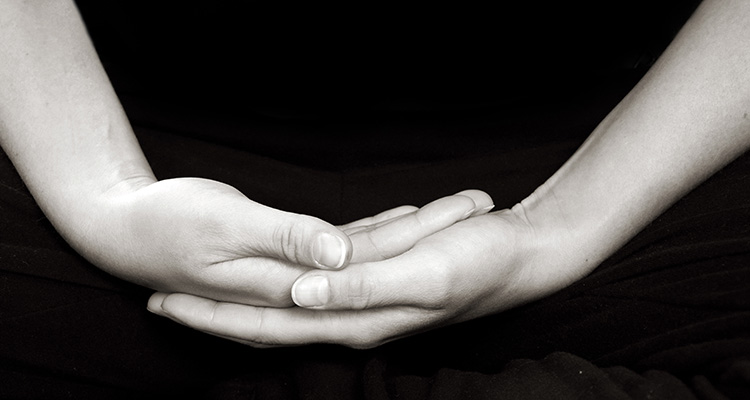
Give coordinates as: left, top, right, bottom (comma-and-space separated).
149, 0, 750, 348
0, 1, 492, 307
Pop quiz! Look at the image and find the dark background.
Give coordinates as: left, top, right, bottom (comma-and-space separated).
73, 1, 701, 170
7, 2, 750, 398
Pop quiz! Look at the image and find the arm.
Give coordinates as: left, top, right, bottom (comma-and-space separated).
148, 0, 750, 347
521, 0, 750, 288
0, 1, 492, 305
0, 0, 155, 240
0, 0, 359, 305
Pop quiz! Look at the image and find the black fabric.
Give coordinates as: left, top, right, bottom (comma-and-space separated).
2, 98, 750, 398
5, 1, 750, 398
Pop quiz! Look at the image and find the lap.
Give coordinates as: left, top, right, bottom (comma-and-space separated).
375, 150, 750, 398
1, 121, 748, 398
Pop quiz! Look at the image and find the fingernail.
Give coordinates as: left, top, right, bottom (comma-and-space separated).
479, 204, 495, 213
292, 275, 329, 307
150, 304, 170, 318
147, 293, 167, 315
462, 207, 476, 219
313, 233, 346, 269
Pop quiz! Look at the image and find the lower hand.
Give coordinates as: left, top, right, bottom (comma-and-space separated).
146, 203, 586, 349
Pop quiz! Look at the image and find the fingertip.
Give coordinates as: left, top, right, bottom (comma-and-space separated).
147, 292, 168, 315
455, 189, 494, 216
420, 192, 475, 217
474, 204, 495, 216
265, 212, 353, 271
292, 274, 330, 308
156, 293, 205, 326
451, 193, 479, 219
312, 232, 352, 270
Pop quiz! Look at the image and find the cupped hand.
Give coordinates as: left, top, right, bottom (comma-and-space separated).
85, 177, 352, 307
93, 178, 491, 307
146, 204, 584, 349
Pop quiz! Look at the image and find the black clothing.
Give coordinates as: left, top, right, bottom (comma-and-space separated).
4, 1, 749, 399
3, 118, 749, 399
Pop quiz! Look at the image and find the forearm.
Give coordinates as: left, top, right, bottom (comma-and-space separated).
0, 1, 155, 246
520, 0, 750, 278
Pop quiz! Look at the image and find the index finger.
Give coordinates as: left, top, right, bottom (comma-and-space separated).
151, 292, 432, 349
339, 205, 418, 232
347, 190, 494, 262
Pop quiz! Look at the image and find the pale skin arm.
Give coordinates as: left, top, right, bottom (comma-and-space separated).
0, 1, 494, 305
149, 0, 750, 347
525, 0, 750, 277
0, 0, 339, 304
0, 0, 156, 229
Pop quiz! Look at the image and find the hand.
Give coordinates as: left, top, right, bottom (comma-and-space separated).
90, 178, 492, 307
84, 177, 353, 307
146, 203, 584, 349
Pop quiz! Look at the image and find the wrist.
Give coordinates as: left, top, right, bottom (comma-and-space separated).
54, 174, 157, 279
508, 187, 606, 293
100, 174, 157, 198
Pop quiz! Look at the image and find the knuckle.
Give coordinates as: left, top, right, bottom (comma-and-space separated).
245, 308, 282, 347
411, 205, 430, 228
362, 229, 391, 260
343, 273, 377, 310
272, 218, 306, 264
206, 301, 221, 326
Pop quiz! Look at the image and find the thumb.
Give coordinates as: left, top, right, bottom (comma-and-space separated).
257, 212, 353, 270
291, 256, 426, 310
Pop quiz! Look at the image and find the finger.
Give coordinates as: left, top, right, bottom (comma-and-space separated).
454, 189, 495, 216
339, 205, 418, 232
348, 193, 478, 262
342, 189, 493, 235
194, 257, 309, 306
244, 209, 353, 270
157, 292, 432, 348
292, 249, 448, 310
151, 255, 309, 307
147, 292, 168, 315
149, 294, 283, 348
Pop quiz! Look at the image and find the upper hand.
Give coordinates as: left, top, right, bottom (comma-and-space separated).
82, 177, 354, 306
